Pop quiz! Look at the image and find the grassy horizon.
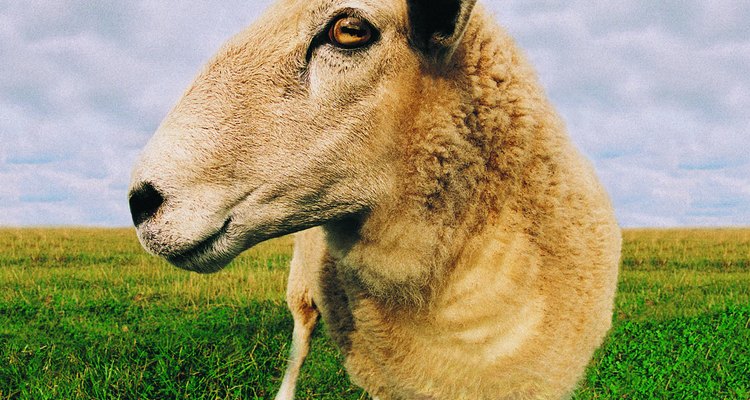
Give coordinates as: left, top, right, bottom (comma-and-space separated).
1, 228, 749, 399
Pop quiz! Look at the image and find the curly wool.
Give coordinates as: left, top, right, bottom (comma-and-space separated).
285, 6, 621, 400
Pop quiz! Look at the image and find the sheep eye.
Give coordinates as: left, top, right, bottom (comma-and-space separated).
328, 16, 375, 49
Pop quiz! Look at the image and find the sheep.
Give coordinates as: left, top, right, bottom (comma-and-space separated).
128, 0, 621, 399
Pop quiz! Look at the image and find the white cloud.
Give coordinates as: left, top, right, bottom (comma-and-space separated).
488, 0, 750, 227
0, 1, 272, 226
0, 1, 748, 227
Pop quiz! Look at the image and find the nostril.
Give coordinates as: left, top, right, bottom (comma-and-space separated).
129, 182, 165, 227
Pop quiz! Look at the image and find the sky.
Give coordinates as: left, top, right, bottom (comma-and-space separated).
0, 1, 748, 228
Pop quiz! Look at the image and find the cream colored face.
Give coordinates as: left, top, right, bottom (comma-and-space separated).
129, 0, 421, 272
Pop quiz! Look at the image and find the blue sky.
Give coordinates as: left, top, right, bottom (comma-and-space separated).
0, 1, 748, 227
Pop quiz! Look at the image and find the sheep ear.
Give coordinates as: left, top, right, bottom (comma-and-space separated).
406, 0, 477, 63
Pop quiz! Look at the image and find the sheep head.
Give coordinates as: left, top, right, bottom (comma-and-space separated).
129, 0, 477, 272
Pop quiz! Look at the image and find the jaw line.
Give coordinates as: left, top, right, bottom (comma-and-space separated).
166, 218, 242, 273
162, 190, 340, 273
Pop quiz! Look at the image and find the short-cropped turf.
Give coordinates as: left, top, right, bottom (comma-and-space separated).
0, 228, 748, 399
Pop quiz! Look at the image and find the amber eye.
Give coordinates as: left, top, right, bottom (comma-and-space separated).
328, 16, 375, 49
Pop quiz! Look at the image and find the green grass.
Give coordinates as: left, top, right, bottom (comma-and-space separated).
1, 228, 748, 399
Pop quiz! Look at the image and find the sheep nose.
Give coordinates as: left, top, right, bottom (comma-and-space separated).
129, 182, 165, 227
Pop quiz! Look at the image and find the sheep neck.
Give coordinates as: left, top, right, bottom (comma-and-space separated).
323, 11, 558, 311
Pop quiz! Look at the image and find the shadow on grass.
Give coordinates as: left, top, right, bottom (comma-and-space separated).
2, 297, 748, 399
578, 304, 750, 399
0, 300, 364, 399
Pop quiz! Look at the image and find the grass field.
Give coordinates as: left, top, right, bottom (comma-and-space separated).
1, 228, 749, 399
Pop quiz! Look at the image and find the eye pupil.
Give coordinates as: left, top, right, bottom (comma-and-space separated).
329, 16, 375, 49
341, 25, 366, 38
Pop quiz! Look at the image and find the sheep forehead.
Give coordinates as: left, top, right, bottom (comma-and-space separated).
253, 0, 407, 39
179, 0, 415, 111
300, 0, 407, 18
190, 0, 410, 86
161, 0, 422, 144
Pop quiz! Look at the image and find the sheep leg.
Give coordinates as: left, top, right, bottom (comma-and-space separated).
275, 298, 320, 400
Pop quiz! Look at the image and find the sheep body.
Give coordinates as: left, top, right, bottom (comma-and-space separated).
129, 1, 621, 399
280, 8, 620, 399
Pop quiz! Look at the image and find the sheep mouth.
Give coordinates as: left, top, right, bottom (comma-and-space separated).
166, 218, 239, 273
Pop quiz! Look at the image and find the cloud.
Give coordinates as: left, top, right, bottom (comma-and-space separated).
487, 0, 750, 226
0, 1, 272, 226
0, 1, 748, 227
